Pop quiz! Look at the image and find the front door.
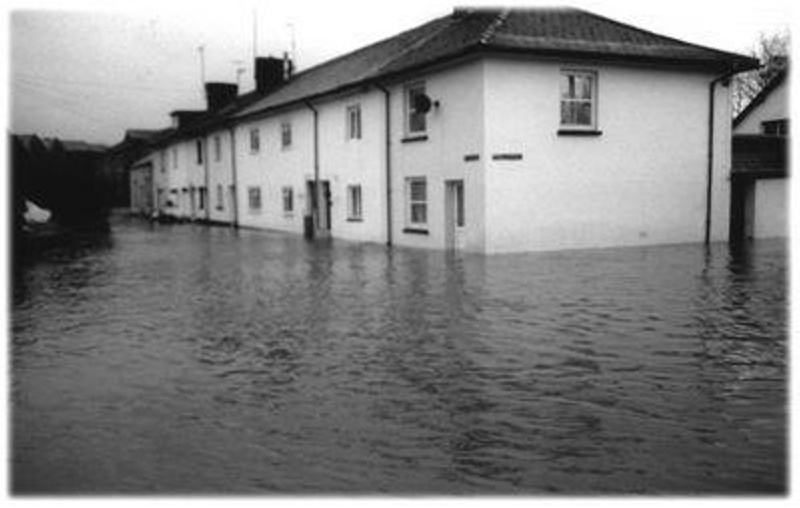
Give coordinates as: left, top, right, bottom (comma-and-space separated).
307, 180, 332, 237
445, 180, 465, 250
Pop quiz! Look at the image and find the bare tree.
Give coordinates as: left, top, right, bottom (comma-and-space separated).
732, 30, 790, 116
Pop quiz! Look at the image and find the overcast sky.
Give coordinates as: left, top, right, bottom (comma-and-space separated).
6, 0, 795, 145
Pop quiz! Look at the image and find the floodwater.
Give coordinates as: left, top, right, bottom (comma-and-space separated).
11, 218, 787, 494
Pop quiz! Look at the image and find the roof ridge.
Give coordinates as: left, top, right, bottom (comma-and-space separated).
479, 8, 511, 45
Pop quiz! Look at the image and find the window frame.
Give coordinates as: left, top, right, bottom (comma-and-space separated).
346, 104, 362, 140
405, 177, 428, 228
213, 135, 222, 161
282, 186, 294, 215
404, 82, 428, 136
196, 139, 204, 165
280, 121, 292, 149
247, 186, 262, 212
249, 128, 260, 153
347, 184, 363, 221
559, 69, 598, 131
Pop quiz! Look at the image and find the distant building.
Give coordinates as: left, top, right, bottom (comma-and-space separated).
731, 69, 789, 241
104, 129, 168, 210
130, 7, 757, 253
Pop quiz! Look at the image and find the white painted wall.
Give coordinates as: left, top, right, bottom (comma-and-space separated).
234, 90, 389, 244
754, 178, 788, 238
317, 90, 387, 244
235, 110, 314, 233
161, 140, 193, 218
735, 78, 788, 134
130, 153, 157, 214
481, 58, 731, 253
388, 60, 486, 252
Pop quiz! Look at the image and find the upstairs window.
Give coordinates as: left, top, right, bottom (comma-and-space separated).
347, 105, 362, 140
405, 82, 427, 135
213, 135, 221, 161
347, 185, 363, 221
172, 147, 178, 168
282, 186, 294, 214
406, 177, 427, 227
196, 139, 204, 165
160, 151, 167, 173
281, 121, 292, 149
560, 70, 597, 129
250, 128, 260, 153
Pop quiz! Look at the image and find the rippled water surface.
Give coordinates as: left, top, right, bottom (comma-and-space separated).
12, 219, 787, 494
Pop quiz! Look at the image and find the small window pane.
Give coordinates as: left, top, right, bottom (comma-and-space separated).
410, 180, 426, 201
577, 102, 592, 125
578, 76, 593, 99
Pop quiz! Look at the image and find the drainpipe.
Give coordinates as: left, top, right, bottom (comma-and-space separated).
203, 135, 211, 223
705, 70, 737, 246
229, 126, 239, 228
375, 83, 393, 246
304, 101, 320, 234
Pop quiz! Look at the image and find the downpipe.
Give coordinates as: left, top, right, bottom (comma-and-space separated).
705, 71, 736, 247
228, 126, 239, 228
376, 83, 393, 247
304, 101, 320, 236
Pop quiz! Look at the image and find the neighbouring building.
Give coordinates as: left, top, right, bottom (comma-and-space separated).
130, 7, 758, 253
108, 129, 170, 215
12, 134, 108, 226
730, 69, 789, 241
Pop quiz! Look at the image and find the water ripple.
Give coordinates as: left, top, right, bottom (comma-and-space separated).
11, 219, 787, 494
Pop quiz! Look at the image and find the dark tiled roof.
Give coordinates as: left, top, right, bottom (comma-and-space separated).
733, 68, 788, 128
234, 7, 758, 119
234, 14, 453, 117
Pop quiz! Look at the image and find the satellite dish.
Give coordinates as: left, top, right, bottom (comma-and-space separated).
413, 93, 433, 114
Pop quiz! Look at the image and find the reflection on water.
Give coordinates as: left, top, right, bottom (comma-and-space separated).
12, 219, 787, 494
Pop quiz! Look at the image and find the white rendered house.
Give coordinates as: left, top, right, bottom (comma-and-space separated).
136, 7, 757, 253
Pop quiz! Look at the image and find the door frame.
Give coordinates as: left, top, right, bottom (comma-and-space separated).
444, 179, 465, 250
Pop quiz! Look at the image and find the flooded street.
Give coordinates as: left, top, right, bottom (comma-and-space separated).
11, 218, 787, 494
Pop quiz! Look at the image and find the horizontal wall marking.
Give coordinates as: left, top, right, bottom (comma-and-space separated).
491, 153, 523, 161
